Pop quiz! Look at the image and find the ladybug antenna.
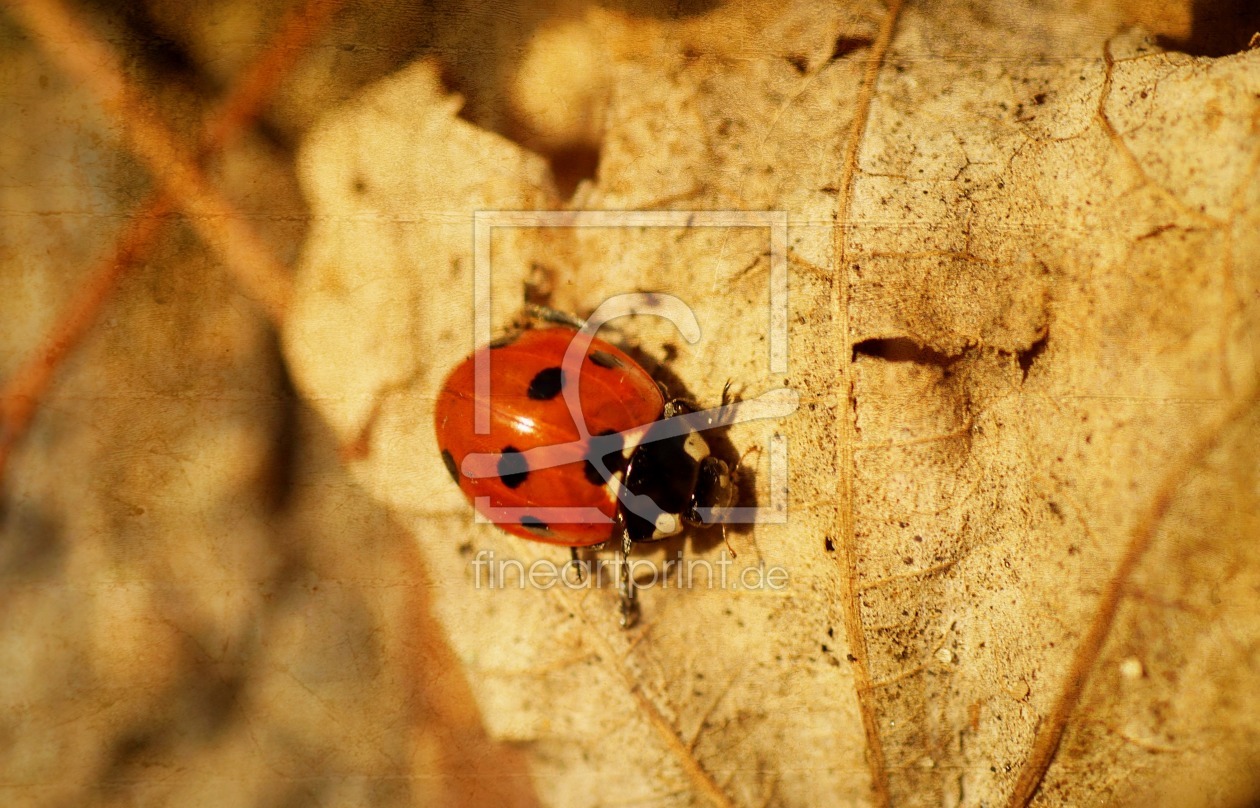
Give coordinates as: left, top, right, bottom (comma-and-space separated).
523, 304, 589, 331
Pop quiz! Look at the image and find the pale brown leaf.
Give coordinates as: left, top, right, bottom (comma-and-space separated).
284, 1, 1260, 806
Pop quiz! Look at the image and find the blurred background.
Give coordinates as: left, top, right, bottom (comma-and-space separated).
0, 1, 573, 804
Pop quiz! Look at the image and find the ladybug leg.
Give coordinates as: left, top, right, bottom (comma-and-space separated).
737, 443, 762, 468
615, 512, 639, 628
523, 303, 589, 331
619, 530, 638, 628
567, 546, 585, 584
662, 398, 689, 418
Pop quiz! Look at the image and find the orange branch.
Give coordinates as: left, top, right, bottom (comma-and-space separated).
203, 0, 346, 149
5, 0, 296, 324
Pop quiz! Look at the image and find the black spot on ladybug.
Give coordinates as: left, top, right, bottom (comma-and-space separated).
527, 367, 564, 400
520, 516, 550, 536
589, 350, 623, 369
490, 332, 521, 349
497, 446, 529, 488
584, 429, 627, 485
441, 449, 459, 483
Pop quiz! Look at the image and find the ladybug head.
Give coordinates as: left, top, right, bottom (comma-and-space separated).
684, 455, 735, 528
622, 398, 737, 542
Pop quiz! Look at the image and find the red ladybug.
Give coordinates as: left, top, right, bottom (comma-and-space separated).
435, 309, 734, 625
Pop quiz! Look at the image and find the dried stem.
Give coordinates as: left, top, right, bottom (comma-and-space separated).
831, 1, 906, 806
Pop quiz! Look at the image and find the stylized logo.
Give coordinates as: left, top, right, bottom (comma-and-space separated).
467, 210, 794, 526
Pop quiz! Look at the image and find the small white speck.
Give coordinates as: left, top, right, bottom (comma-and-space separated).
1120, 657, 1144, 679
684, 432, 709, 461
936, 647, 954, 664
654, 512, 681, 537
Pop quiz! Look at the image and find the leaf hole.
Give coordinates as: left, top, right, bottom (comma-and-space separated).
851, 337, 959, 368
1017, 330, 1049, 381
830, 35, 874, 60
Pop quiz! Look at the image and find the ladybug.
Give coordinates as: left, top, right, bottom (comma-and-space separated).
435, 307, 735, 626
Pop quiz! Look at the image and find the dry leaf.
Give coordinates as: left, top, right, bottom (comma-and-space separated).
283, 1, 1260, 806
2, 0, 1252, 802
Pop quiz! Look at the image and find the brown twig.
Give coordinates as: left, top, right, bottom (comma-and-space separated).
0, 0, 344, 481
